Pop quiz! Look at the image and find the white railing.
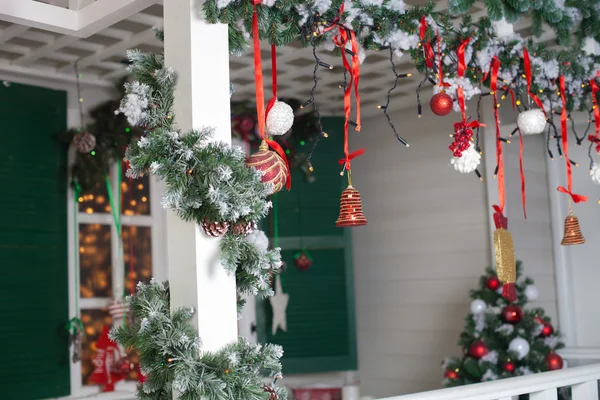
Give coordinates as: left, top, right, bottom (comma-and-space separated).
379, 363, 600, 400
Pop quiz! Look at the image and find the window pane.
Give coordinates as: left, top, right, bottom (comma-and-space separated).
81, 308, 112, 384
78, 182, 111, 214
79, 224, 112, 298
122, 225, 152, 295
121, 166, 150, 216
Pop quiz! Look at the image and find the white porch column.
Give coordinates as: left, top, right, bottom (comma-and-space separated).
163, 1, 237, 351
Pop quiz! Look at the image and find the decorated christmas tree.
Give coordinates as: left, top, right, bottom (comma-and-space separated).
442, 261, 565, 387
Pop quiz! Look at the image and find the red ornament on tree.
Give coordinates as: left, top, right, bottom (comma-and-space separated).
503, 361, 516, 373
540, 323, 554, 337
294, 250, 313, 271
430, 91, 453, 116
486, 276, 501, 291
502, 305, 523, 324
545, 353, 564, 371
246, 140, 289, 195
469, 340, 489, 359
444, 369, 459, 380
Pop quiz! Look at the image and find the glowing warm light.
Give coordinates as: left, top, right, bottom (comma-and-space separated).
79, 247, 85, 253
142, 196, 148, 202
130, 200, 137, 206
95, 196, 105, 204
86, 207, 93, 214
78, 197, 83, 202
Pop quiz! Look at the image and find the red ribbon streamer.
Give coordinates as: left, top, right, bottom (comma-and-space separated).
591, 79, 600, 139
252, 2, 291, 190
456, 37, 471, 78
523, 48, 547, 116
436, 32, 450, 88
490, 56, 505, 214
589, 134, 600, 153
419, 16, 434, 69
557, 76, 587, 204
271, 44, 277, 99
518, 128, 526, 219
338, 148, 365, 165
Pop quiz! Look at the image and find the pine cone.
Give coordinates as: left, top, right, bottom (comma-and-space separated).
262, 385, 278, 400
231, 221, 257, 236
201, 219, 229, 237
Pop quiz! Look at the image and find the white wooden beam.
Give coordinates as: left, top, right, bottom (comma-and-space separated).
163, 0, 237, 351
13, 35, 78, 66
0, 24, 29, 44
0, 0, 160, 38
69, 0, 95, 9
0, 60, 112, 88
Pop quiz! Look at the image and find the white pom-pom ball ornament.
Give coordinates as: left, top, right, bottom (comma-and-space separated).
509, 337, 530, 359
470, 299, 487, 314
266, 100, 294, 136
517, 109, 546, 135
590, 162, 600, 185
525, 285, 539, 301
451, 143, 481, 173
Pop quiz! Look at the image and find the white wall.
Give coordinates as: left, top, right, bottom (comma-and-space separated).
350, 100, 558, 398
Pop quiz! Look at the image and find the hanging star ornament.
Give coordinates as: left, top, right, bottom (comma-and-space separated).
269, 275, 289, 335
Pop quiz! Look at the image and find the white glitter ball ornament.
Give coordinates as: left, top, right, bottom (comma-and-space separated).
451, 143, 481, 173
517, 109, 546, 135
591, 163, 600, 185
73, 131, 96, 153
266, 100, 294, 136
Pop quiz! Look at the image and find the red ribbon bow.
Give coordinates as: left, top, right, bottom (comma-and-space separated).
338, 148, 365, 167
492, 205, 508, 229
522, 48, 547, 116
252, 1, 291, 190
556, 76, 586, 204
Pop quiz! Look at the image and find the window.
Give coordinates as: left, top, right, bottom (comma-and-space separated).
74, 162, 165, 385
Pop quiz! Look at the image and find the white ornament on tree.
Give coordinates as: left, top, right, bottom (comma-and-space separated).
517, 109, 547, 135
266, 100, 294, 136
590, 162, 600, 185
525, 285, 539, 301
470, 299, 487, 314
508, 337, 530, 359
269, 275, 289, 335
450, 143, 481, 174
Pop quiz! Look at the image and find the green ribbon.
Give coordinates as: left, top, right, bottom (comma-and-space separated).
67, 181, 83, 335
65, 316, 84, 336
104, 162, 122, 237
273, 193, 279, 248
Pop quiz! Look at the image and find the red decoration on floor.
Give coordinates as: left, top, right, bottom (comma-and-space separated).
545, 353, 564, 371
502, 305, 523, 324
468, 340, 489, 359
503, 361, 516, 373
88, 326, 126, 392
486, 276, 501, 291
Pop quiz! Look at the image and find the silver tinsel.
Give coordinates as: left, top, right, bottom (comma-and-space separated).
517, 109, 546, 135
266, 100, 294, 136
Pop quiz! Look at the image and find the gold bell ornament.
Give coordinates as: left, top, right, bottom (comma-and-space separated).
492, 207, 517, 302
336, 169, 367, 227
561, 211, 585, 246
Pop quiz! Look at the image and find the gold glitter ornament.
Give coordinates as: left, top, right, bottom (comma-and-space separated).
493, 209, 517, 301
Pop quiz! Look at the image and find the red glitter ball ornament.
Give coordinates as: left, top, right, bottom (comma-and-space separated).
294, 250, 313, 271
486, 276, 501, 291
246, 140, 288, 195
430, 91, 453, 116
545, 353, 564, 371
503, 361, 516, 373
502, 305, 523, 324
444, 369, 459, 380
540, 323, 554, 338
469, 340, 489, 359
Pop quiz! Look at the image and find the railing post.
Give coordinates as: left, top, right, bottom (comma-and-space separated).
572, 380, 599, 399
530, 389, 558, 400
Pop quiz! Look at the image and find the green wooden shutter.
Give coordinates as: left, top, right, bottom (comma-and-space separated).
257, 117, 357, 374
0, 83, 69, 398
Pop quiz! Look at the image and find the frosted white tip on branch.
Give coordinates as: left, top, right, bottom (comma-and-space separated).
451, 143, 481, 174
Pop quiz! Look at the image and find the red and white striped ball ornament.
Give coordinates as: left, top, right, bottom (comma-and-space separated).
108, 299, 129, 322
246, 140, 287, 195
73, 131, 96, 153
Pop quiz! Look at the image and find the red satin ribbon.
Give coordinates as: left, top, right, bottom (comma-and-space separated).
271, 44, 277, 98
523, 48, 546, 116
591, 79, 600, 139
338, 148, 365, 166
557, 76, 586, 203
492, 205, 508, 229
490, 56, 505, 214
436, 32, 450, 88
589, 135, 600, 153
419, 16, 434, 69
252, 2, 291, 189
518, 128, 526, 219
457, 37, 471, 79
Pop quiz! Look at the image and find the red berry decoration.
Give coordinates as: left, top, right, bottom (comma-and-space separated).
502, 305, 523, 324
294, 250, 313, 271
444, 369, 459, 380
503, 361, 516, 373
486, 276, 501, 291
430, 91, 453, 116
449, 121, 475, 158
540, 323, 554, 337
545, 353, 564, 371
469, 340, 489, 359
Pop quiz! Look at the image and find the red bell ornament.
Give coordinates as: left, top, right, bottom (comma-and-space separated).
246, 140, 288, 195
336, 171, 367, 227
430, 91, 453, 116
502, 305, 523, 324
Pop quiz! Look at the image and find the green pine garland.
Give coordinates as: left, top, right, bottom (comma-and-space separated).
442, 261, 565, 388
110, 280, 286, 400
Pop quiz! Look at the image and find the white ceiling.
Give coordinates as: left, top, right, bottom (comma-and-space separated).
0, 1, 551, 116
